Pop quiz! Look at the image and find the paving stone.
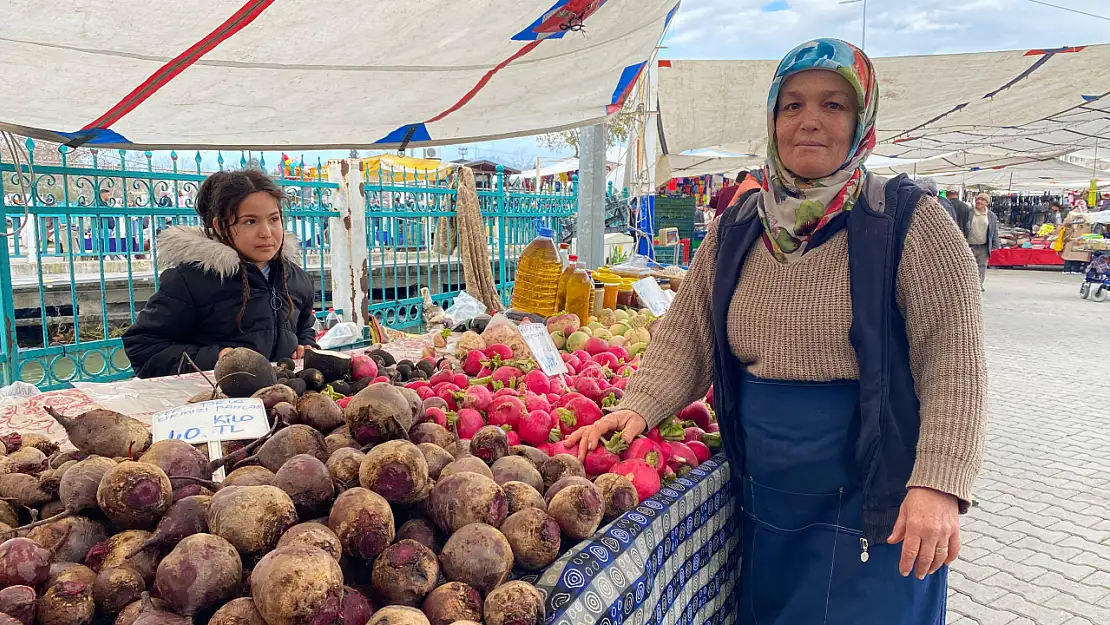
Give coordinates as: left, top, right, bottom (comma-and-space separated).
1030, 571, 1110, 605
1044, 593, 1110, 623
947, 591, 1018, 625
979, 571, 1060, 604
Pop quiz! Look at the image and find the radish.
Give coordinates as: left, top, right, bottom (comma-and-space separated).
462, 350, 486, 377
457, 386, 493, 413
520, 371, 550, 396
706, 385, 714, 409
416, 386, 436, 401
677, 401, 714, 430
434, 384, 461, 411
572, 350, 592, 364
623, 438, 665, 475
490, 366, 525, 391
608, 346, 631, 363
453, 373, 470, 388
424, 407, 448, 428
573, 376, 608, 406
336, 397, 352, 410
554, 392, 585, 410
665, 441, 700, 476
492, 387, 521, 400
610, 378, 629, 391
505, 431, 521, 446
450, 409, 486, 440
524, 394, 550, 414
703, 431, 722, 449
647, 419, 686, 444
687, 440, 712, 464
350, 355, 379, 381
584, 437, 625, 476
608, 459, 661, 502
684, 426, 706, 443
487, 396, 526, 430
517, 411, 555, 447
555, 396, 602, 436
404, 381, 429, 391
484, 344, 513, 362
592, 352, 620, 370
616, 365, 635, 378
371, 376, 390, 384
601, 389, 623, 408
584, 337, 609, 356
706, 421, 720, 433
548, 375, 568, 394
561, 353, 581, 370
545, 392, 561, 406
547, 440, 578, 457
429, 368, 456, 387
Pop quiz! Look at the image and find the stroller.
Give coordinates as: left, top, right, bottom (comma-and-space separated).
1080, 251, 1110, 301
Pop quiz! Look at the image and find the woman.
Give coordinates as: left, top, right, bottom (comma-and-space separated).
123, 170, 317, 378
569, 39, 986, 624
967, 193, 1000, 289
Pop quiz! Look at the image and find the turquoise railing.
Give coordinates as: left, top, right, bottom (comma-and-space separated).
361, 164, 577, 329
0, 139, 337, 389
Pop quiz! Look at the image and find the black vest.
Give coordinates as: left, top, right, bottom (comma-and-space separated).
710, 174, 925, 544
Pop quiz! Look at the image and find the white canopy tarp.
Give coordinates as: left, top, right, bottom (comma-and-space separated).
0, 0, 679, 149
655, 44, 1110, 160
929, 159, 1110, 192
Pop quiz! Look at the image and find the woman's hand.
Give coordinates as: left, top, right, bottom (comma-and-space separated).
565, 409, 649, 464
291, 345, 312, 360
887, 487, 960, 579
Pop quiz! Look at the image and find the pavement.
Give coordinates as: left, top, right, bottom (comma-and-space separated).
948, 268, 1110, 624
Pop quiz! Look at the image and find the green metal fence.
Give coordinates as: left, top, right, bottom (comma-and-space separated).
0, 142, 579, 390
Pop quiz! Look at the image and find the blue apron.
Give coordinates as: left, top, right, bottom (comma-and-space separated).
737, 372, 947, 625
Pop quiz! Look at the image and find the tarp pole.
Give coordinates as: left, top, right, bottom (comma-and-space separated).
577, 123, 607, 268
327, 159, 369, 331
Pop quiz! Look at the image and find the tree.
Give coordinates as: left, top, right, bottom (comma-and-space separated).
536, 103, 639, 157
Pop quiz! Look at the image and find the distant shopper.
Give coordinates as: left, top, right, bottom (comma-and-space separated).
917, 177, 957, 222
714, 170, 761, 218
947, 189, 972, 239
968, 193, 1000, 290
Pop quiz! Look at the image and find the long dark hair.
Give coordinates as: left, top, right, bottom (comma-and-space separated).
194, 170, 294, 330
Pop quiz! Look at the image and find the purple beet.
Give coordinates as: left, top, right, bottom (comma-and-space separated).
395, 518, 443, 553
0, 538, 52, 587
340, 586, 376, 625
0, 586, 35, 625
95, 461, 173, 530
155, 533, 241, 618
250, 546, 343, 625
125, 495, 211, 559
327, 488, 395, 561
273, 454, 336, 518
370, 539, 438, 606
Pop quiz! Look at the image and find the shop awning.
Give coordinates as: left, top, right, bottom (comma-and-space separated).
0, 0, 679, 150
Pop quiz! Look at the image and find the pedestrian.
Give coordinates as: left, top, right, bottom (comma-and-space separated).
1061, 211, 1091, 274
917, 177, 957, 222
714, 170, 761, 218
568, 38, 986, 625
947, 188, 972, 239
123, 170, 318, 378
968, 192, 1001, 290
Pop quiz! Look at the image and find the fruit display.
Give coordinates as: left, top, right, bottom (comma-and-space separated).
0, 314, 717, 625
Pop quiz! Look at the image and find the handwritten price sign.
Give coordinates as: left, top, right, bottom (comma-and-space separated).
152, 398, 270, 444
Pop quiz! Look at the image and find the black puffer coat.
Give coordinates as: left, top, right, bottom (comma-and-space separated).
123, 227, 318, 378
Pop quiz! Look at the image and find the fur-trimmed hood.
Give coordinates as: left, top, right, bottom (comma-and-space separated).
157, 226, 300, 278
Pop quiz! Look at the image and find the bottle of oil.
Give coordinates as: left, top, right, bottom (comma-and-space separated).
565, 262, 594, 324
555, 253, 578, 313
510, 223, 562, 317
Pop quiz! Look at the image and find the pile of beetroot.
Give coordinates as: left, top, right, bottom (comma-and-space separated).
0, 336, 717, 625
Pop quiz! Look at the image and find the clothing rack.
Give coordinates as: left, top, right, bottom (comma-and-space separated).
990, 193, 1063, 229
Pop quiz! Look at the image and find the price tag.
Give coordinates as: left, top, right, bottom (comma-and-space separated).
518, 323, 569, 377
153, 398, 271, 482
633, 277, 671, 316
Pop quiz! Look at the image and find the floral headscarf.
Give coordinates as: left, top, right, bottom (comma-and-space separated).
759, 38, 878, 263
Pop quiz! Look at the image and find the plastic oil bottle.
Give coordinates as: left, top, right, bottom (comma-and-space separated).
565, 262, 594, 323
510, 223, 563, 317
555, 253, 579, 313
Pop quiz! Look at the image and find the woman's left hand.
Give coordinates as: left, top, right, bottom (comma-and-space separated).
291, 345, 312, 360
887, 487, 960, 580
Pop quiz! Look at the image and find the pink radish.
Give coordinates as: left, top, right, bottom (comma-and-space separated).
574, 377, 608, 406
677, 402, 714, 430
548, 439, 578, 457
687, 440, 712, 464
506, 431, 521, 446
425, 407, 448, 428
607, 346, 631, 363
450, 409, 485, 440
485, 344, 513, 361
404, 380, 430, 391
452, 374, 469, 388
371, 376, 390, 384
706, 422, 720, 433
521, 370, 551, 396
462, 350, 486, 376
665, 441, 700, 475
584, 337, 609, 356
487, 396, 526, 430
336, 397, 352, 410
456, 386, 493, 413
434, 384, 461, 411
562, 354, 582, 370
490, 366, 525, 391
648, 419, 686, 444
429, 368, 456, 386
545, 392, 561, 405
608, 459, 661, 502
493, 387, 521, 400
610, 378, 629, 391
416, 386, 436, 401
616, 365, 635, 378
706, 386, 714, 409
555, 396, 602, 436
350, 355, 379, 381
573, 350, 592, 364
585, 437, 626, 476
624, 438, 665, 475
525, 394, 551, 414
592, 352, 620, 370
518, 411, 556, 447
684, 426, 706, 443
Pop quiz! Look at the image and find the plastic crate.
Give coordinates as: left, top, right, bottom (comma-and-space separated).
653, 244, 682, 265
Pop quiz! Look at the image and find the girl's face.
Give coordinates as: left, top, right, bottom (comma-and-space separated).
225, 191, 284, 265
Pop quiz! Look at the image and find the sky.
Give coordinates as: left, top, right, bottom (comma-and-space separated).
178, 0, 1110, 172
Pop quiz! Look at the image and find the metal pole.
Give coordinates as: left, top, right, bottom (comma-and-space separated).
577, 123, 607, 268
862, 0, 867, 50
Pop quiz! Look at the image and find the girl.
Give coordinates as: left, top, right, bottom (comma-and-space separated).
124, 170, 318, 378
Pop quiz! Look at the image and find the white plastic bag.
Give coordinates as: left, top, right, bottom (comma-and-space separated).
0, 381, 41, 399
445, 290, 488, 325
317, 322, 362, 350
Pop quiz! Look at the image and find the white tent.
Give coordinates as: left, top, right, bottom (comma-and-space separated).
927, 159, 1110, 192
0, 0, 680, 149
654, 44, 1110, 161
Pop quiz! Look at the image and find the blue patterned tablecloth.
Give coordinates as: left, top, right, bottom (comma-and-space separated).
529, 455, 740, 625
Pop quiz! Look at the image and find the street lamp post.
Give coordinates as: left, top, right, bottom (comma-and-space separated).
839, 0, 867, 50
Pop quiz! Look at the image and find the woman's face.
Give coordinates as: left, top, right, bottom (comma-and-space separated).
225, 191, 284, 265
775, 70, 858, 180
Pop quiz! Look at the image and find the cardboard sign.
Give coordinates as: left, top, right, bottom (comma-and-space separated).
152, 398, 270, 444
633, 277, 671, 316
518, 323, 569, 376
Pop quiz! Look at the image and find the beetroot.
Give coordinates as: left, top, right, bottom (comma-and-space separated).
371, 539, 438, 606
395, 518, 443, 553
500, 508, 560, 570
609, 459, 661, 502
486, 396, 525, 431
296, 393, 346, 433
84, 531, 158, 584
483, 580, 545, 625
155, 533, 241, 618
398, 387, 426, 427
555, 396, 603, 436
623, 438, 665, 475
439, 523, 513, 596
113, 596, 171, 625
251, 425, 328, 472
37, 563, 95, 625
0, 473, 53, 508
208, 486, 298, 555
594, 473, 639, 521
540, 454, 586, 488
208, 597, 265, 625
445, 439, 472, 460
252, 384, 299, 411
6, 447, 47, 474
251, 546, 343, 625
27, 516, 108, 564
43, 407, 152, 459
677, 401, 714, 430
456, 385, 493, 413
0, 501, 16, 528
543, 476, 594, 505
450, 409, 485, 440
277, 522, 342, 562
428, 472, 507, 533
328, 488, 395, 561
345, 383, 416, 445
95, 461, 172, 530
546, 478, 604, 540
417, 443, 453, 481
273, 454, 336, 517
340, 587, 375, 625
469, 426, 510, 465
0, 586, 35, 625
326, 447, 366, 490
367, 606, 430, 625
422, 582, 482, 625
439, 456, 493, 481
222, 466, 275, 487
491, 456, 544, 493
93, 567, 144, 614
409, 423, 453, 449
325, 426, 359, 456
511, 445, 549, 469
502, 481, 546, 515
139, 440, 212, 483
360, 440, 432, 503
